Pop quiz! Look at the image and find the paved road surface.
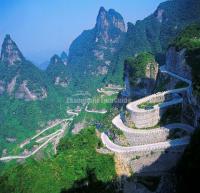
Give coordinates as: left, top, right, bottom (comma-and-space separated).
112, 115, 194, 134
85, 105, 107, 114
0, 132, 62, 161
101, 133, 191, 153
101, 66, 195, 153
0, 119, 72, 161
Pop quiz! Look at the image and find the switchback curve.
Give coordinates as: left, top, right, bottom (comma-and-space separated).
101, 66, 195, 153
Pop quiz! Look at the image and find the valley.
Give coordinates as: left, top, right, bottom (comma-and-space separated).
0, 0, 200, 193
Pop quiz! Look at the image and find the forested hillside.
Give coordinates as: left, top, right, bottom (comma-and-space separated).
122, 0, 200, 59
1, 1, 200, 193
66, 7, 126, 92
173, 24, 200, 96
100, 0, 200, 89
0, 35, 66, 155
171, 24, 200, 193
0, 127, 116, 193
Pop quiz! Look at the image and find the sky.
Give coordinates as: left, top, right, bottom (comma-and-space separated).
0, 0, 164, 65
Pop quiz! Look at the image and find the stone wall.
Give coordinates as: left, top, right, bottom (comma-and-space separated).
130, 107, 166, 128
115, 146, 186, 175
129, 146, 186, 175
123, 130, 170, 146
127, 91, 183, 129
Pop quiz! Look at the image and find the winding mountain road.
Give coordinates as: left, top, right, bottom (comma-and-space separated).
31, 119, 71, 141
101, 133, 191, 153
0, 132, 62, 161
85, 105, 107, 114
112, 115, 194, 135
67, 110, 79, 116
101, 66, 195, 153
0, 119, 72, 161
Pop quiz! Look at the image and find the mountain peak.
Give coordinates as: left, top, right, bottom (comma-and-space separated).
50, 54, 62, 65
108, 8, 124, 19
60, 51, 68, 60
5, 34, 11, 40
95, 7, 125, 43
60, 51, 68, 65
0, 34, 24, 65
99, 6, 106, 14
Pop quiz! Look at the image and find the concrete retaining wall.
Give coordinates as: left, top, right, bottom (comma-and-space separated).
127, 92, 184, 129
129, 107, 167, 128
124, 130, 169, 146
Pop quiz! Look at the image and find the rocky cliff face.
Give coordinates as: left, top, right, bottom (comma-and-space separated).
0, 35, 24, 65
166, 47, 192, 80
0, 35, 48, 101
122, 0, 200, 60
155, 46, 193, 93
123, 53, 159, 98
60, 51, 68, 66
156, 45, 198, 127
130, 63, 159, 98
95, 7, 125, 44
46, 54, 69, 88
167, 25, 200, 127
66, 7, 125, 90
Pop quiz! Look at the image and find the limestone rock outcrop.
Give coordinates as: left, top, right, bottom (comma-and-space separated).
95, 7, 126, 44
0, 34, 24, 65
123, 54, 159, 98
0, 35, 48, 101
46, 54, 69, 88
66, 7, 126, 89
166, 47, 192, 80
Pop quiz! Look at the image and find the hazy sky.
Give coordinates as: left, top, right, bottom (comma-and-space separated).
0, 0, 164, 65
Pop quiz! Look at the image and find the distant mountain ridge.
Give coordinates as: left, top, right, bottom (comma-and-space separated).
1, 1, 200, 193
65, 7, 126, 91
0, 35, 66, 155
0, 34, 24, 66
46, 54, 69, 87
51, 0, 200, 91
0, 35, 48, 101
1, 0, 199, 99
122, 0, 200, 59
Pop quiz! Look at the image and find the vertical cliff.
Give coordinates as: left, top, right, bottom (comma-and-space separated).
122, 0, 200, 59
0, 35, 48, 101
123, 52, 159, 98
46, 54, 69, 88
165, 47, 192, 80
166, 25, 200, 126
66, 7, 126, 91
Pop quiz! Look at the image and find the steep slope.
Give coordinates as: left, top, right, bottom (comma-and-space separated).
64, 0, 200, 91
176, 127, 200, 193
0, 35, 48, 101
123, 52, 159, 98
104, 0, 200, 87
67, 7, 126, 91
123, 0, 200, 60
0, 35, 66, 155
172, 24, 200, 97
0, 128, 116, 193
46, 54, 69, 88
168, 24, 200, 193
